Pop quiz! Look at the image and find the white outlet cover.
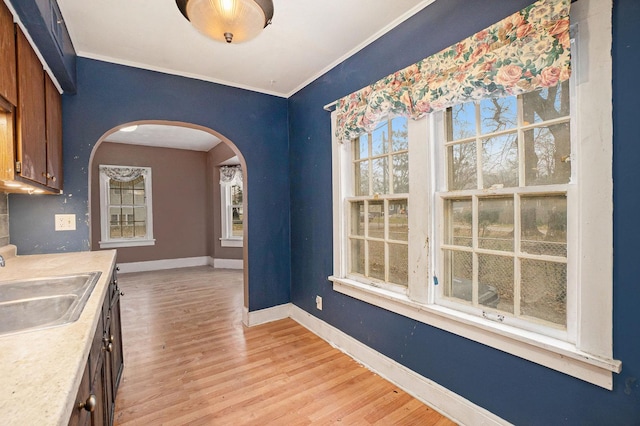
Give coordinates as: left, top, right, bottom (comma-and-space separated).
55, 214, 76, 231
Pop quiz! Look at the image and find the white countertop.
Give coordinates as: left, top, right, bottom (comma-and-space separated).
0, 246, 117, 426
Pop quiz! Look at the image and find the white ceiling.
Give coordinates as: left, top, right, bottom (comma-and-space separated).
104, 124, 222, 152
56, 0, 435, 98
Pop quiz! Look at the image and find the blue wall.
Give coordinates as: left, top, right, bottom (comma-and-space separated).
288, 0, 640, 424
9, 58, 291, 311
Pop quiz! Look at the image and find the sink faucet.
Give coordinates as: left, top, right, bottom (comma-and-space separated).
0, 255, 4, 267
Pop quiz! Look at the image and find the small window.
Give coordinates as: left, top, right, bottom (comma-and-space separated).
99, 165, 154, 248
220, 165, 243, 247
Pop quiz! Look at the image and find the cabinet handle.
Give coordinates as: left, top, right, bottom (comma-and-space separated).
103, 342, 113, 353
78, 394, 96, 412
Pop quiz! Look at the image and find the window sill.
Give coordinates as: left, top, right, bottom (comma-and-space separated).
220, 238, 243, 248
99, 238, 156, 249
329, 276, 621, 389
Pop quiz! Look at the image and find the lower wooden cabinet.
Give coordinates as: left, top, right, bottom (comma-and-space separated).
69, 267, 124, 426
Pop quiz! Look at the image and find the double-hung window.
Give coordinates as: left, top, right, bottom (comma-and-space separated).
330, 0, 619, 389
220, 165, 243, 247
438, 82, 572, 339
99, 165, 154, 248
348, 117, 409, 290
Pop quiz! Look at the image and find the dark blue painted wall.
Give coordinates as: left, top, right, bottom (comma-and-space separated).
9, 58, 291, 311
289, 0, 640, 424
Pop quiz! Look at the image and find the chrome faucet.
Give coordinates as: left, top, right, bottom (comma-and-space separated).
0, 255, 4, 267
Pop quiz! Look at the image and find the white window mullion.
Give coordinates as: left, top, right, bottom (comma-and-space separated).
513, 193, 522, 317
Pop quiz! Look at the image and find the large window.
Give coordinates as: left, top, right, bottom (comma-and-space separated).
99, 165, 154, 248
349, 118, 408, 290
439, 83, 572, 339
330, 1, 619, 389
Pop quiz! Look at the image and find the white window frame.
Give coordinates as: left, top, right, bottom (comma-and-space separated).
220, 180, 243, 248
329, 0, 620, 389
99, 165, 155, 249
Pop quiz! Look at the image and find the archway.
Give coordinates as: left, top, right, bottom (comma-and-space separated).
87, 120, 249, 309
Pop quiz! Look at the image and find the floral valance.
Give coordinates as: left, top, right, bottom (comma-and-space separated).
335, 0, 571, 141
99, 165, 149, 182
220, 165, 243, 187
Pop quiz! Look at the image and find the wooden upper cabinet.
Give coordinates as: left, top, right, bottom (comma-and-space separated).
0, 1, 17, 106
16, 27, 47, 186
45, 73, 62, 190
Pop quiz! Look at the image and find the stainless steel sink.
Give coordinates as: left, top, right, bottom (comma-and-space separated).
0, 272, 102, 336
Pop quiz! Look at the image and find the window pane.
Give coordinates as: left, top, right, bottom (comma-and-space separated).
392, 153, 409, 194
109, 186, 121, 204
443, 250, 473, 303
109, 225, 122, 239
133, 189, 145, 205
231, 185, 243, 204
120, 225, 134, 238
368, 240, 385, 281
388, 200, 408, 241
521, 196, 567, 257
482, 133, 518, 189
368, 201, 384, 239
232, 207, 243, 237
478, 197, 514, 252
350, 201, 365, 237
448, 142, 477, 190
355, 160, 369, 196
480, 96, 517, 134
121, 188, 134, 205
109, 207, 122, 225
388, 243, 408, 286
355, 134, 368, 160
478, 254, 513, 313
372, 157, 389, 194
447, 102, 476, 141
521, 259, 566, 326
524, 123, 571, 186
371, 122, 389, 156
350, 239, 365, 275
391, 117, 408, 152
522, 81, 570, 125
133, 206, 146, 222
445, 199, 472, 247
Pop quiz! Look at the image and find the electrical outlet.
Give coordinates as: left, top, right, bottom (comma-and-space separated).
55, 214, 76, 231
316, 295, 323, 310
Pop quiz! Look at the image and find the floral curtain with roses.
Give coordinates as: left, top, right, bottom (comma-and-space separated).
335, 0, 571, 141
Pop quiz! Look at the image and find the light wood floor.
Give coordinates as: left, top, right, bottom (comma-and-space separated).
113, 266, 455, 425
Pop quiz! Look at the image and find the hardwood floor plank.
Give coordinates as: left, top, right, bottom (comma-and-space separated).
114, 266, 456, 425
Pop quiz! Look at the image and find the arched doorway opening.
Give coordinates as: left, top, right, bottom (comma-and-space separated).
87, 120, 249, 309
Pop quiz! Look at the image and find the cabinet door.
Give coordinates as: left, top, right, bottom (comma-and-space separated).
68, 363, 92, 426
45, 73, 62, 190
0, 2, 16, 106
16, 28, 46, 185
109, 292, 124, 400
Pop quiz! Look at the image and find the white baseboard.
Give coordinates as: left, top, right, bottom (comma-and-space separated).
117, 257, 244, 273
117, 256, 211, 273
244, 303, 509, 426
212, 258, 244, 269
242, 304, 291, 327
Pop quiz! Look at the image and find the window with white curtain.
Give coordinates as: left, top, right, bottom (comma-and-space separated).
220, 165, 243, 247
99, 165, 154, 248
329, 0, 620, 389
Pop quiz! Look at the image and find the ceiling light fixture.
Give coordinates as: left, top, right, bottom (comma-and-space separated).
176, 0, 274, 44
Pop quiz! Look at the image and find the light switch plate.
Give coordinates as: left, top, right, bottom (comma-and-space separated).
55, 214, 76, 231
